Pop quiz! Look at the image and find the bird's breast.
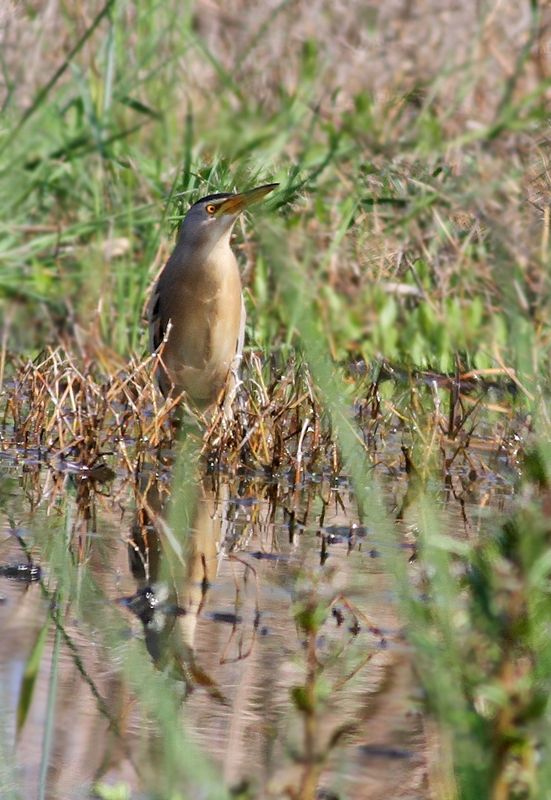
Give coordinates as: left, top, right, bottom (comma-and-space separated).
158, 253, 243, 403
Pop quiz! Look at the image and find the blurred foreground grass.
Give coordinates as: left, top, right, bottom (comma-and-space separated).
1, 1, 551, 798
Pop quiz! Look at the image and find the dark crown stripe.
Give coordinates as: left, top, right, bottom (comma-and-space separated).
192, 192, 233, 207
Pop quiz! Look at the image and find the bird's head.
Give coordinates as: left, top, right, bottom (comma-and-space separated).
177, 183, 278, 250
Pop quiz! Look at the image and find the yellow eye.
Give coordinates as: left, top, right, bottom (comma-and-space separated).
206, 204, 216, 215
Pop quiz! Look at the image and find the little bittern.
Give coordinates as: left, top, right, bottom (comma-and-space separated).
149, 183, 277, 408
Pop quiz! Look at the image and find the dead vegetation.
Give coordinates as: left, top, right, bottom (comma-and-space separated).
0, 343, 527, 528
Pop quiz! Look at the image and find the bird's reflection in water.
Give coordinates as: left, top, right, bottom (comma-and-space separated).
120, 466, 231, 702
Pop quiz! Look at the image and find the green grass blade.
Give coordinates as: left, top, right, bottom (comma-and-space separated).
15, 616, 50, 739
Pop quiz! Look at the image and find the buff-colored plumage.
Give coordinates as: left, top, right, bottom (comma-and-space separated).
148, 184, 277, 409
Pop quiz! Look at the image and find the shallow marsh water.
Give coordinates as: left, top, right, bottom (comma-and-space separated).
0, 406, 521, 799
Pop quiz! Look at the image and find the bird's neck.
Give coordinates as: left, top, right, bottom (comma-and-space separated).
203, 229, 234, 268
179, 230, 236, 278
188, 231, 235, 272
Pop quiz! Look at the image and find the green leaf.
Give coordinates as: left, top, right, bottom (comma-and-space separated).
92, 782, 131, 800
16, 616, 50, 737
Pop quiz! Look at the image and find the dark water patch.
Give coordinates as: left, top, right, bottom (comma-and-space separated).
0, 562, 42, 582
358, 744, 414, 760
245, 550, 291, 562
204, 611, 243, 625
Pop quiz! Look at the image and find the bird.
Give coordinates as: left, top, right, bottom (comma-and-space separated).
148, 183, 278, 411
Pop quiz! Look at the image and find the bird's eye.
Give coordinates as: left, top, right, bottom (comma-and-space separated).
206, 204, 216, 215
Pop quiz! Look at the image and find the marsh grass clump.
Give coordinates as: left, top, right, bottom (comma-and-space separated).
0, 348, 333, 479
1, 347, 177, 471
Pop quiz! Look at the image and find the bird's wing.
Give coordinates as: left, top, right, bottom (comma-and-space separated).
148, 283, 165, 354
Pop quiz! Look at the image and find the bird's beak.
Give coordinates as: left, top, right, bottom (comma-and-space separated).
216, 183, 279, 216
